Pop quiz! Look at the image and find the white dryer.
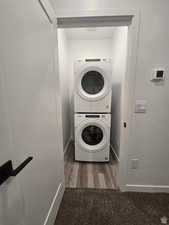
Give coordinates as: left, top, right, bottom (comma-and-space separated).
74, 59, 112, 113
74, 113, 111, 162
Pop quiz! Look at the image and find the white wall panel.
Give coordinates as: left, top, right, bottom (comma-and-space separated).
0, 0, 64, 224
111, 27, 128, 156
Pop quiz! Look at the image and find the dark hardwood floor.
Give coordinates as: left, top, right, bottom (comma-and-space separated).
64, 142, 119, 189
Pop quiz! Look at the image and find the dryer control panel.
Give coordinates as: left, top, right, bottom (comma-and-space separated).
74, 113, 111, 127
85, 115, 100, 118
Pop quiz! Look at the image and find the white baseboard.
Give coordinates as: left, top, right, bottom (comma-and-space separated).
43, 182, 65, 225
110, 145, 120, 162
122, 184, 169, 193
64, 137, 72, 155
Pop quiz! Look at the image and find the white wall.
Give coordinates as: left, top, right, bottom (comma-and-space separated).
58, 29, 72, 151
50, 0, 169, 191
0, 0, 64, 224
111, 27, 128, 157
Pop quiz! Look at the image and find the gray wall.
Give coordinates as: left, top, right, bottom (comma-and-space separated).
58, 29, 72, 151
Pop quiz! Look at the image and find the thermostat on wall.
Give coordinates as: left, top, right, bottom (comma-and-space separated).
151, 69, 165, 81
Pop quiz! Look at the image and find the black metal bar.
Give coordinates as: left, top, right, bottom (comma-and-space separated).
0, 157, 33, 185
11, 157, 33, 176
0, 161, 13, 185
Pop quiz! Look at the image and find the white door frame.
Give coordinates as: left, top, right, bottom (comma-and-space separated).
55, 9, 140, 191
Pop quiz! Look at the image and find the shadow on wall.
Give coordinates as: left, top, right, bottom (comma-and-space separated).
111, 82, 121, 157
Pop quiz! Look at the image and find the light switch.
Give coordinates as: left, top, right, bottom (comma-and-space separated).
135, 100, 147, 113
131, 159, 139, 169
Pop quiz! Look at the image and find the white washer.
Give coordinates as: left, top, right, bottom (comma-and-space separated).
75, 113, 111, 162
74, 59, 112, 113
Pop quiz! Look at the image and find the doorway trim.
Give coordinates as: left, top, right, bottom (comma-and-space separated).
55, 9, 140, 191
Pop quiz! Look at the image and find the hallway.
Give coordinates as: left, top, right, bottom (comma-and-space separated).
64, 142, 119, 189
1, 0, 169, 224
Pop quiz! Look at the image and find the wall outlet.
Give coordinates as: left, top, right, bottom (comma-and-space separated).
131, 159, 139, 169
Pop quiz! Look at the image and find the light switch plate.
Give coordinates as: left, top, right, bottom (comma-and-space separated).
135, 100, 147, 113
131, 159, 139, 169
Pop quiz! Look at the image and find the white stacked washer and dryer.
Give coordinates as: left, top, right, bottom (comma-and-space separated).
74, 58, 112, 162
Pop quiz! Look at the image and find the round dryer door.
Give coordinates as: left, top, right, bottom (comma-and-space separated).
77, 121, 108, 152
77, 66, 111, 101
82, 125, 103, 145
81, 71, 104, 95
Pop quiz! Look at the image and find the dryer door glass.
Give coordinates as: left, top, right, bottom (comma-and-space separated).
82, 125, 103, 145
81, 71, 104, 94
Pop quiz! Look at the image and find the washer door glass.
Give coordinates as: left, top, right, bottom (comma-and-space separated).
81, 71, 104, 95
82, 125, 103, 145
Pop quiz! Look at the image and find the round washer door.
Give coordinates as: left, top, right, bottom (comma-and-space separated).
77, 66, 111, 101
76, 121, 108, 152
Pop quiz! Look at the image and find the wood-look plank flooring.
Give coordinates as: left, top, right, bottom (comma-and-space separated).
64, 142, 119, 190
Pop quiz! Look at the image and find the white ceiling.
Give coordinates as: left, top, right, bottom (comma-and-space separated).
63, 27, 121, 40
